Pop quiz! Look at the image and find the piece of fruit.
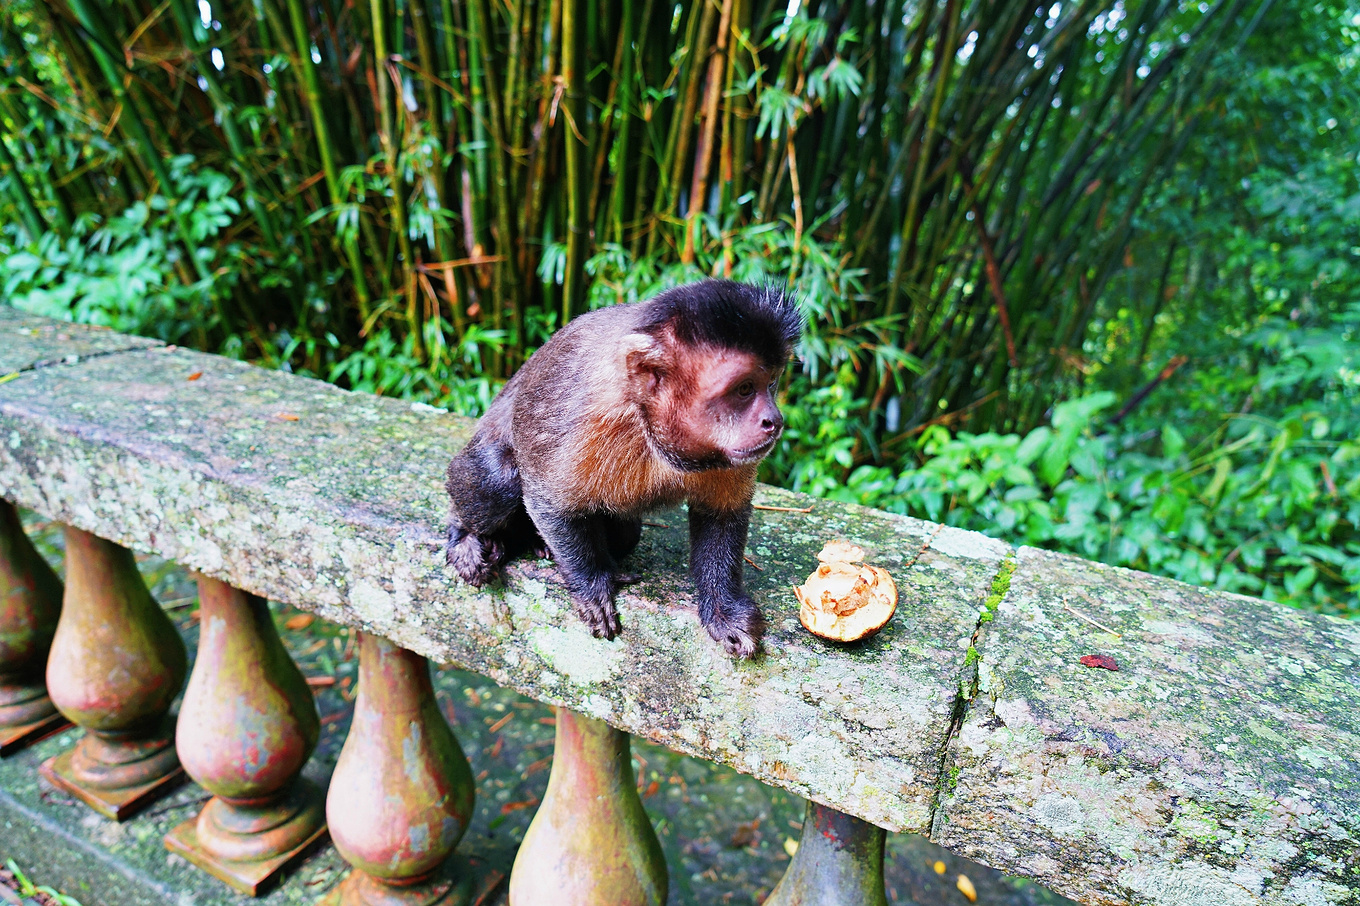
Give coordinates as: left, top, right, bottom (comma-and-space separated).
793, 540, 898, 642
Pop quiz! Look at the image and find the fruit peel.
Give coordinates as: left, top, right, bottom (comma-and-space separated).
794, 540, 898, 642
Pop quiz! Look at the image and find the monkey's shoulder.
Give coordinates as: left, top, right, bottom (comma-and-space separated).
527, 304, 644, 366
531, 407, 669, 513
507, 321, 637, 415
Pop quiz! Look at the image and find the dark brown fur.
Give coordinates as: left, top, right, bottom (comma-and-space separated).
445, 280, 802, 657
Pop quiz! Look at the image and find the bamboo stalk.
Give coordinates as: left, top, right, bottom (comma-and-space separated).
683, 0, 734, 264
504, 0, 537, 202
560, 0, 587, 319
0, 134, 48, 241
467, 0, 523, 371
611, 0, 654, 250
649, 0, 713, 257
284, 0, 373, 320
372, 0, 424, 358
884, 0, 961, 320
586, 25, 626, 242
407, 0, 464, 344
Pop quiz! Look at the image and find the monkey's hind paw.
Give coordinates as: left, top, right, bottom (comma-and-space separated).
572, 596, 622, 640
704, 604, 765, 659
446, 530, 504, 586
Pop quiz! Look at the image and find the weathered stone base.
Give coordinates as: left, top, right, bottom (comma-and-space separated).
315, 858, 505, 906
39, 747, 186, 822
164, 810, 329, 896
0, 730, 512, 906
0, 711, 69, 757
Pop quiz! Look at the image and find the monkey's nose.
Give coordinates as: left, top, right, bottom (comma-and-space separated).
761, 416, 780, 433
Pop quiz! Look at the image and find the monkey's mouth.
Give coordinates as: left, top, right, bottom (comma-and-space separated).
729, 434, 780, 464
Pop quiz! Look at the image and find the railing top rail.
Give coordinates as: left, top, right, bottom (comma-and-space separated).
2, 308, 1356, 906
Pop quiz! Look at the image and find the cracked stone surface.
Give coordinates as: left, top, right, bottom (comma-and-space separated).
936, 547, 1360, 905
0, 307, 161, 374
0, 313, 1355, 905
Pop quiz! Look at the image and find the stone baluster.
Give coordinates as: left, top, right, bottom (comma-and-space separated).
39, 527, 187, 820
319, 633, 476, 906
763, 800, 888, 906
508, 708, 667, 906
0, 500, 68, 756
165, 576, 326, 895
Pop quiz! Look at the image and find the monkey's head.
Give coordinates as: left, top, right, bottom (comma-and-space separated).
626, 281, 803, 472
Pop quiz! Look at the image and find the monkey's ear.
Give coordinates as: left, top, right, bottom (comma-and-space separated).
622, 327, 671, 391
623, 332, 667, 392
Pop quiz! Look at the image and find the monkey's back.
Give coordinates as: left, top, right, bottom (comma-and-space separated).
502, 304, 663, 513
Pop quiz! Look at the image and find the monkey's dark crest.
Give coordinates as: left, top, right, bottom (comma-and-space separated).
635, 279, 802, 367
444, 279, 803, 658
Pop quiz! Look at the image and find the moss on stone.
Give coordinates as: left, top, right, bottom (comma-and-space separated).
981, 554, 1017, 615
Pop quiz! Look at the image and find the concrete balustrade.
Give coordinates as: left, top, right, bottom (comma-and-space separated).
40, 527, 187, 820
166, 576, 327, 894
764, 801, 888, 906
0, 308, 1356, 906
320, 633, 477, 906
0, 500, 67, 755
508, 708, 667, 905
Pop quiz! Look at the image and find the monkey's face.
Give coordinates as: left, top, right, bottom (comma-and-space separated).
644, 346, 786, 472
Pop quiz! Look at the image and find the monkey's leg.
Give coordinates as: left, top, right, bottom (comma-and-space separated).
602, 515, 643, 569
522, 496, 623, 639
689, 504, 764, 658
445, 436, 526, 585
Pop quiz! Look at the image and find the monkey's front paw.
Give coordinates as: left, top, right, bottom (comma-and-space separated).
703, 598, 765, 659
572, 594, 622, 640
446, 530, 504, 586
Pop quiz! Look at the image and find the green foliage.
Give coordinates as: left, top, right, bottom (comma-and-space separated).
0, 159, 243, 343
811, 307, 1360, 615
0, 0, 1281, 434
320, 320, 504, 415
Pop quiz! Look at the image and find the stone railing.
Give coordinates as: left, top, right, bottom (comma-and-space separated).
0, 308, 1356, 906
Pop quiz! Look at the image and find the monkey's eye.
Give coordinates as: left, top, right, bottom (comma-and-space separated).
735, 380, 756, 399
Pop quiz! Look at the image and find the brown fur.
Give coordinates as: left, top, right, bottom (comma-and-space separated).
445, 280, 801, 657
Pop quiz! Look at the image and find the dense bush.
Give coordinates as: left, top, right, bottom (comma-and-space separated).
2, 0, 1356, 615
1, 0, 1292, 423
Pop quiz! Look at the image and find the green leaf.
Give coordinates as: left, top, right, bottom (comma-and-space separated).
1015, 427, 1050, 466
1284, 564, 1318, 597
1162, 424, 1185, 459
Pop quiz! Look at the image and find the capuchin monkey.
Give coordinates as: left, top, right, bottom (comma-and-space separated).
445, 279, 803, 658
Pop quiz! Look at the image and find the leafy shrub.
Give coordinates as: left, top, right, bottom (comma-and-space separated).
1, 158, 240, 344
804, 312, 1360, 616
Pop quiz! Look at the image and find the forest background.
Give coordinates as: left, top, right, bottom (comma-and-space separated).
1, 0, 1357, 618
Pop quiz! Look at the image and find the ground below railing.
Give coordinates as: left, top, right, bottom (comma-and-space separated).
1, 309, 1357, 906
